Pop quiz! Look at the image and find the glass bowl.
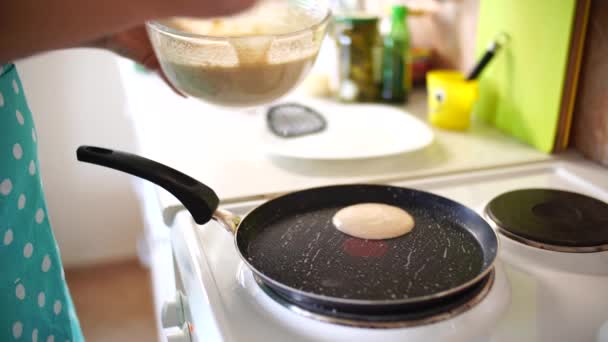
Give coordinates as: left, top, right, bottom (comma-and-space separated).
146, 0, 331, 107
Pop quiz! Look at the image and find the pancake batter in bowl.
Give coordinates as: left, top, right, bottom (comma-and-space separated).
161, 54, 316, 106
150, 0, 326, 106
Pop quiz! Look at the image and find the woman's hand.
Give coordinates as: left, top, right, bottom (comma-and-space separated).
89, 26, 184, 96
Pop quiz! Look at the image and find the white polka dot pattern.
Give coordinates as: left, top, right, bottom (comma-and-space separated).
42, 255, 51, 272
35, 209, 45, 224
18, 193, 26, 209
2, 64, 80, 340
12, 321, 22, 339
15, 283, 25, 300
24, 243, 33, 258
0, 178, 12, 195
29, 160, 37, 175
54, 300, 62, 315
38, 292, 46, 307
16, 110, 24, 125
4, 229, 13, 245
13, 143, 23, 159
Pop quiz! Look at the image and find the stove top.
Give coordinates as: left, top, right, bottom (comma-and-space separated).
170, 156, 608, 342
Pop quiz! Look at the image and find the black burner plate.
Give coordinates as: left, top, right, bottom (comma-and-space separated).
486, 189, 608, 247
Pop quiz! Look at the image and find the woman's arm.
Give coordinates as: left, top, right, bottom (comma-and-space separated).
0, 0, 255, 63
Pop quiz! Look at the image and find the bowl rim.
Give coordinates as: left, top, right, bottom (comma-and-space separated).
146, 6, 332, 41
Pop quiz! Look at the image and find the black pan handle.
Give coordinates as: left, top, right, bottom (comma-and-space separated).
76, 146, 219, 225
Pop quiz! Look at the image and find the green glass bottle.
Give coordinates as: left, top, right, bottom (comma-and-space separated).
381, 5, 411, 103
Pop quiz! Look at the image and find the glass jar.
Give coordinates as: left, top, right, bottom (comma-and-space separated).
333, 15, 382, 102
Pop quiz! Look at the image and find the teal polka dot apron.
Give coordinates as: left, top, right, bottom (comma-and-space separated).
0, 63, 84, 341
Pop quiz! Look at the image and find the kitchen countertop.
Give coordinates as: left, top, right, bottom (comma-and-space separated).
116, 59, 552, 217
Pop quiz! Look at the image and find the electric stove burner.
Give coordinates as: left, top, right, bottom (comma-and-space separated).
254, 269, 494, 329
485, 189, 608, 252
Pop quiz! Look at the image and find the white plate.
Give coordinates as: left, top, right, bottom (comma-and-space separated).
260, 102, 434, 160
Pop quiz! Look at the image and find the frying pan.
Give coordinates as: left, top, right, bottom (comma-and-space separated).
77, 146, 498, 314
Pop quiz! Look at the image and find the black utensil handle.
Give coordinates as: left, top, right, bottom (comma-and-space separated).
467, 32, 509, 81
466, 49, 495, 81
76, 146, 219, 225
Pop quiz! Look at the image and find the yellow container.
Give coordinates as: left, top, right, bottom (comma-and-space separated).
426, 71, 478, 130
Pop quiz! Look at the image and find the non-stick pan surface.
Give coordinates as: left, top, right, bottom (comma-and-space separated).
237, 184, 497, 312
76, 146, 497, 314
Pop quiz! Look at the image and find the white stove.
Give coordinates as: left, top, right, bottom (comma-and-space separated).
158, 154, 608, 342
